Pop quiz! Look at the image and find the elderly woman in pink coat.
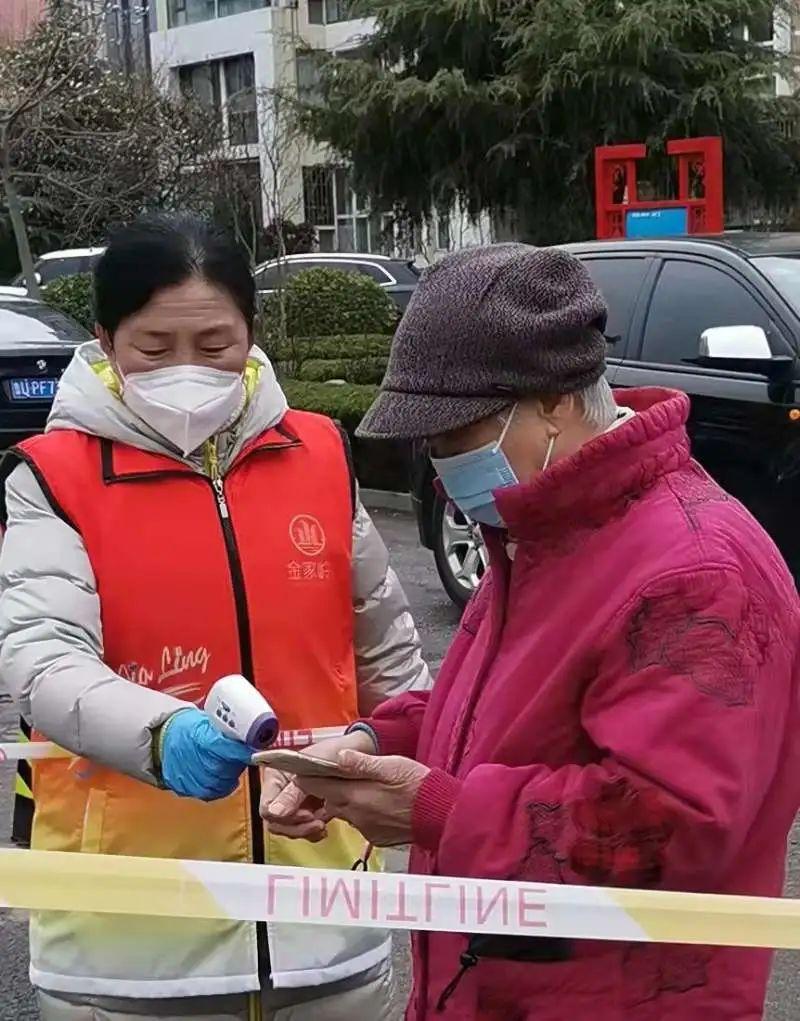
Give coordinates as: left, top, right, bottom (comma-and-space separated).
262, 244, 800, 1021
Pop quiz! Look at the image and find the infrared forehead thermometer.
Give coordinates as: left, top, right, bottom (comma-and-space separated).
203, 675, 279, 750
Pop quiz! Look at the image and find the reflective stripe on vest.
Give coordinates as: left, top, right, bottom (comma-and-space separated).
12, 721, 33, 847
15, 411, 388, 997
16, 718, 32, 798
14, 772, 32, 798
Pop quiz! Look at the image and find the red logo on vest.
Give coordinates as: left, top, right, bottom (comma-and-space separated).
290, 515, 326, 557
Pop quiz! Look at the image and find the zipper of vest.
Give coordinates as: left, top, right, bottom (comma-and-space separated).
212, 477, 230, 518
209, 472, 270, 976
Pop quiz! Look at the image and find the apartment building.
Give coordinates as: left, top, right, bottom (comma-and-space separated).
0, 0, 45, 42
148, 0, 485, 258
745, 4, 800, 140
754, 4, 797, 97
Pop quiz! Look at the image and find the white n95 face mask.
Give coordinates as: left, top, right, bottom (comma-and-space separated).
122, 364, 245, 456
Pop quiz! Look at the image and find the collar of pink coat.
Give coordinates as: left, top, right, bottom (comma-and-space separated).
493, 387, 691, 542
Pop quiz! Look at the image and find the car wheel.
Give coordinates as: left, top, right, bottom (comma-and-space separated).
432, 493, 488, 609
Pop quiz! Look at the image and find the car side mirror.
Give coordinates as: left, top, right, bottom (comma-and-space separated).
690, 325, 793, 380
34, 272, 42, 286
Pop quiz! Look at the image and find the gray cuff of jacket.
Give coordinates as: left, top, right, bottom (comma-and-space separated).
27, 666, 188, 785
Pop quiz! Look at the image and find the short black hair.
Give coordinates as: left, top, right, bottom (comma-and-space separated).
95, 213, 256, 337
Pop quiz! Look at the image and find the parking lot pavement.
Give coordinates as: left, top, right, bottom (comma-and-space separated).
0, 508, 798, 1018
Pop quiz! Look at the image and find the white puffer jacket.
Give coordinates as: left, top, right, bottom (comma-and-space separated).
0, 342, 430, 780
0, 342, 430, 999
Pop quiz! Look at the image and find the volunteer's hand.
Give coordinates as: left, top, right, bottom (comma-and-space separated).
274, 751, 430, 847
159, 708, 255, 801
260, 730, 377, 842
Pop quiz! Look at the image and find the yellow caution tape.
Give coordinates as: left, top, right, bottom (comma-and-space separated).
2, 849, 800, 949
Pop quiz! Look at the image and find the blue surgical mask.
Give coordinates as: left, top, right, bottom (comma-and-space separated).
431, 408, 519, 527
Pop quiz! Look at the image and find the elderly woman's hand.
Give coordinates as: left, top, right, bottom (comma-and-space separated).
270, 750, 430, 847
260, 731, 377, 841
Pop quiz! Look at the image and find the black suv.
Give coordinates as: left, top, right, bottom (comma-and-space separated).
411, 232, 800, 606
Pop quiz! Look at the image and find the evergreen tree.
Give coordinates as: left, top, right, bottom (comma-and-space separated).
303, 0, 800, 242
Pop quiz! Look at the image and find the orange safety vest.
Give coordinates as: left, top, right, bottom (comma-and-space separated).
11, 410, 389, 998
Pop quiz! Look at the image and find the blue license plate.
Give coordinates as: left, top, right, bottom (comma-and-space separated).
9, 378, 57, 401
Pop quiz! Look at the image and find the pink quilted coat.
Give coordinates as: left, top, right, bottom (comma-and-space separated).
366, 388, 800, 1020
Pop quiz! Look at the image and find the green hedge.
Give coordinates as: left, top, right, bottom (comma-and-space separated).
260, 267, 398, 341
282, 379, 379, 433
282, 378, 407, 492
298, 357, 387, 385
269, 334, 392, 362
45, 273, 94, 332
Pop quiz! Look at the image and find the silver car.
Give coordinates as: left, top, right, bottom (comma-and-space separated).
255, 252, 420, 311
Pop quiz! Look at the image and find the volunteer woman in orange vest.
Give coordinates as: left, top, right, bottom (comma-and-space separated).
0, 213, 430, 1021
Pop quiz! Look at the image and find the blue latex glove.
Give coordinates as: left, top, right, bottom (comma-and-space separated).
159, 708, 255, 801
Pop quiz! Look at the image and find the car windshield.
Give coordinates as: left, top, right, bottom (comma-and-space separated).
0, 301, 90, 349
39, 256, 87, 285
11, 254, 98, 288
754, 255, 800, 316
389, 262, 422, 284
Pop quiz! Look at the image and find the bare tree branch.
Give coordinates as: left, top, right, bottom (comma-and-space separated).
0, 0, 229, 289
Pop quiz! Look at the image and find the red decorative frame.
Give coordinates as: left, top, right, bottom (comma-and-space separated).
594, 137, 724, 240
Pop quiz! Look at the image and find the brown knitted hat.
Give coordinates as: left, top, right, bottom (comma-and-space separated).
357, 243, 608, 440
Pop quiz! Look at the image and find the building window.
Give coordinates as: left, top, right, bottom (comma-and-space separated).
326, 0, 351, 23
747, 12, 774, 44
302, 166, 336, 250
168, 0, 213, 27
335, 166, 369, 251
225, 54, 258, 145
168, 0, 269, 28
302, 165, 387, 253
436, 213, 451, 251
295, 50, 325, 103
734, 16, 775, 44
179, 61, 222, 123
779, 114, 800, 140
308, 0, 352, 25
179, 54, 258, 146
215, 158, 264, 242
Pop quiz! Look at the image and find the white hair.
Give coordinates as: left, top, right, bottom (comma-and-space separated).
577, 375, 618, 431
